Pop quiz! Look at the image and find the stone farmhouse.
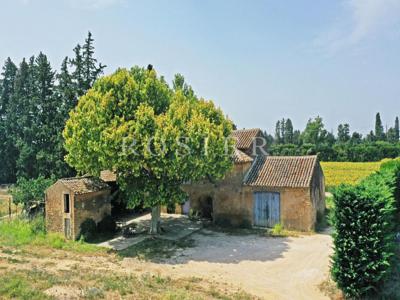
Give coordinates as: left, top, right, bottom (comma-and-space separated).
45, 128, 325, 239
183, 128, 325, 231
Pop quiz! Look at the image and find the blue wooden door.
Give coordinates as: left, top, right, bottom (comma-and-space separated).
253, 192, 280, 227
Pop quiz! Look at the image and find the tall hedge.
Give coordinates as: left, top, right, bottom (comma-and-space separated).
332, 160, 399, 298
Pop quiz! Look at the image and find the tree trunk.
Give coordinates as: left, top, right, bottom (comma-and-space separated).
149, 205, 161, 234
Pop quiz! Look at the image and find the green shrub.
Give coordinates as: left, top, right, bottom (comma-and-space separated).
10, 176, 55, 210
78, 218, 97, 242
332, 169, 397, 298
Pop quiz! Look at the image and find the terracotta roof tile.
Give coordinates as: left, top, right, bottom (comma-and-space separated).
232, 128, 262, 151
59, 176, 110, 194
244, 155, 318, 188
100, 170, 117, 182
233, 149, 254, 163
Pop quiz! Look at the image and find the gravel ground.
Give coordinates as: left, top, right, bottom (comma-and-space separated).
133, 229, 333, 299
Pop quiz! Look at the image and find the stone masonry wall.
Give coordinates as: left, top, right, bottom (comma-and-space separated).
73, 190, 111, 240
45, 181, 75, 236
181, 160, 323, 231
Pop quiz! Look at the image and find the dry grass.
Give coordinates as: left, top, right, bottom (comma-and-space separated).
0, 189, 18, 217
0, 251, 256, 300
318, 277, 344, 300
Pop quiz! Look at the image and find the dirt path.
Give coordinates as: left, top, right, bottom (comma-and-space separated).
125, 230, 333, 300
0, 229, 332, 299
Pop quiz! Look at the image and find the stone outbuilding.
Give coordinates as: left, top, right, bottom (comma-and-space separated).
45, 176, 111, 240
183, 128, 325, 231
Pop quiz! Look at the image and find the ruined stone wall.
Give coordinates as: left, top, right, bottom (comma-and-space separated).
73, 190, 111, 239
45, 182, 75, 236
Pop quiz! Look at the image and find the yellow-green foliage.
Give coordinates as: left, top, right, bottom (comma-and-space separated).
321, 161, 382, 189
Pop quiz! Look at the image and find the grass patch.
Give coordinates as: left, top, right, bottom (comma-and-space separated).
0, 217, 105, 254
119, 237, 195, 261
0, 267, 255, 300
0, 269, 58, 300
267, 223, 300, 237
321, 161, 381, 190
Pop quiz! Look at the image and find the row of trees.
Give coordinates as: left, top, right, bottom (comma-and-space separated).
266, 114, 400, 161
0, 32, 104, 183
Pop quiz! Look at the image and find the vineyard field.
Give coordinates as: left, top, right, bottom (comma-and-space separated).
321, 161, 382, 190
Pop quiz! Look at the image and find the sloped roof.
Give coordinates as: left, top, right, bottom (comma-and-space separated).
100, 170, 117, 182
59, 176, 110, 194
232, 128, 262, 151
244, 155, 318, 188
233, 148, 254, 164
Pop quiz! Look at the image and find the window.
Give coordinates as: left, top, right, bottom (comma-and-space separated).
64, 194, 70, 213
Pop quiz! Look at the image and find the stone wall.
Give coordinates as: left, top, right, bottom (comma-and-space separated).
73, 190, 111, 240
311, 163, 326, 218
183, 162, 253, 226
183, 161, 320, 231
177, 158, 326, 232
45, 181, 75, 237
242, 186, 314, 231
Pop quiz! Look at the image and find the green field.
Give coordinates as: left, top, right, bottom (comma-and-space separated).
321, 161, 382, 190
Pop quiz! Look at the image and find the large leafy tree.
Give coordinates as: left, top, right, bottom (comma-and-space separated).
337, 123, 350, 143
301, 116, 328, 145
64, 66, 234, 233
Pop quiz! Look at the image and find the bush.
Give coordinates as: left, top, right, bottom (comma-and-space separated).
78, 218, 97, 242
97, 215, 117, 234
331, 165, 397, 298
10, 176, 55, 210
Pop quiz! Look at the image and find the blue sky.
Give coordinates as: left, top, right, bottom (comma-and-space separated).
1, 0, 399, 135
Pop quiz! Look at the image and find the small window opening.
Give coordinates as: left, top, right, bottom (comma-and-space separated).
64, 194, 70, 213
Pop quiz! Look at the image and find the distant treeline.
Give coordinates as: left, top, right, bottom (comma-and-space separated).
0, 32, 104, 183
264, 115, 400, 161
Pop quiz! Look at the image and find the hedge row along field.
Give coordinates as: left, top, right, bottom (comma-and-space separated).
331, 159, 400, 298
321, 161, 382, 189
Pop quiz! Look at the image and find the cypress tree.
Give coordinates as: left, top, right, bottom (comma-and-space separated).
280, 118, 286, 143
58, 57, 75, 116
8, 58, 37, 178
284, 118, 294, 144
0, 58, 18, 183
395, 116, 399, 141
82, 31, 105, 91
34, 53, 60, 178
375, 113, 385, 140
275, 120, 281, 144
0, 58, 17, 116
70, 43, 85, 98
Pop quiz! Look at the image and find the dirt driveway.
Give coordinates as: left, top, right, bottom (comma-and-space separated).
125, 229, 333, 300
